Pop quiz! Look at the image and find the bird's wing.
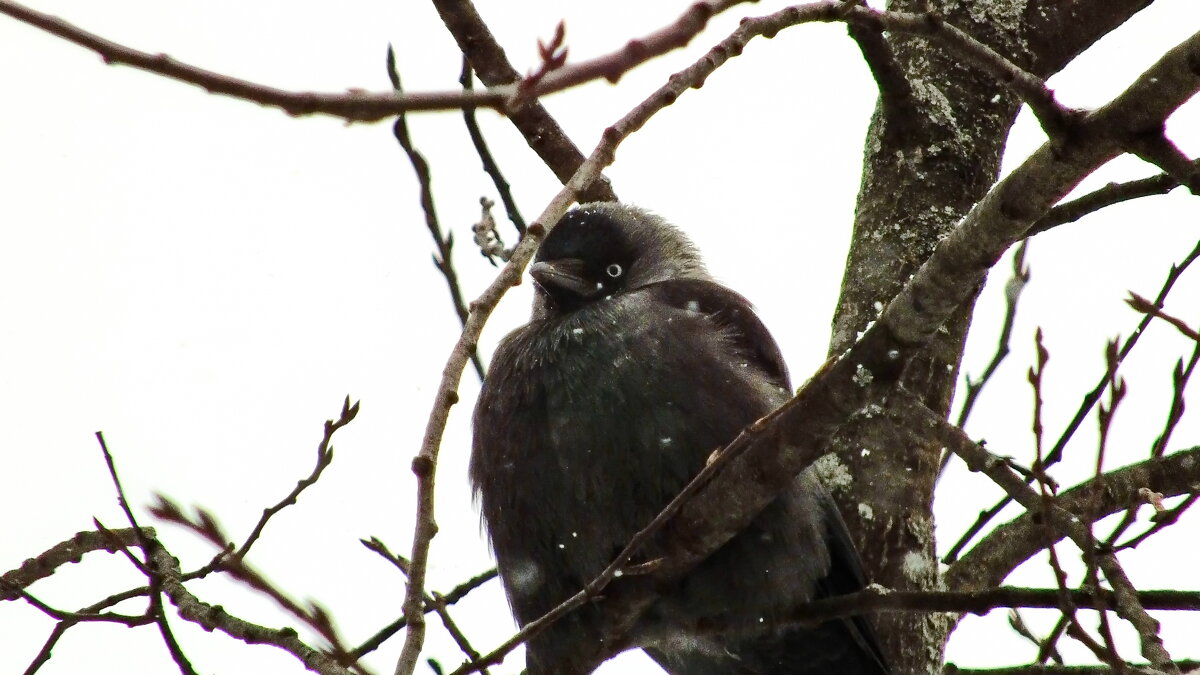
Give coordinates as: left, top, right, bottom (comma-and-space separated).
643, 278, 791, 391
817, 492, 893, 673
647, 278, 892, 673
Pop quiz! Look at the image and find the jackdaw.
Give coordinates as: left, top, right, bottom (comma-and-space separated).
471, 202, 890, 674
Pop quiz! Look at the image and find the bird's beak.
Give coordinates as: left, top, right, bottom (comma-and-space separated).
529, 258, 604, 298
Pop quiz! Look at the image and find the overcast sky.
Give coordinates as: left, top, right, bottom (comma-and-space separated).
2, 1, 1199, 673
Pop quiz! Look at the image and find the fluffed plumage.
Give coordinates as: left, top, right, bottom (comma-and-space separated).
471, 203, 890, 674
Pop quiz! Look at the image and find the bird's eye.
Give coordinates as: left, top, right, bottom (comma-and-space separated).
605, 263, 623, 278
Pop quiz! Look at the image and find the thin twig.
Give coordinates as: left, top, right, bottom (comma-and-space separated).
1127, 292, 1200, 342
150, 498, 367, 672
150, 582, 198, 675
95, 434, 200, 674
6, 586, 147, 625
350, 562, 497, 659
22, 622, 70, 675
1115, 493, 1200, 551
1033, 613, 1068, 665
360, 539, 491, 673
1027, 342, 1114, 666
953, 241, 1032, 429
237, 396, 359, 557
1150, 341, 1200, 457
1027, 170, 1190, 237
94, 434, 151, 574
459, 61, 526, 239
685, 585, 1200, 628
387, 48, 486, 382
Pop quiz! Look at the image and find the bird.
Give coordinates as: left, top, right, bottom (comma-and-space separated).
470, 202, 890, 674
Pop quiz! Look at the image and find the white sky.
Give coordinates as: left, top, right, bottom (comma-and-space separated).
2, 1, 1199, 673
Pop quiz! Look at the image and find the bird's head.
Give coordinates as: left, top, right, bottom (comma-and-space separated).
530, 203, 710, 317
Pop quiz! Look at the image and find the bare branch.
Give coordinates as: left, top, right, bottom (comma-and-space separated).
1027, 169, 1192, 237
912, 396, 1179, 670
459, 62, 526, 239
350, 559, 496, 660
236, 396, 360, 557
5, 586, 147, 626
97, 431, 204, 675
1115, 493, 1200, 552
359, 539, 491, 673
1009, 610, 1064, 665
147, 540, 361, 675
430, 0, 617, 204
0, 0, 749, 124
385, 48, 486, 382
956, 241, 1032, 429
151, 498, 365, 671
1150, 341, 1200, 458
